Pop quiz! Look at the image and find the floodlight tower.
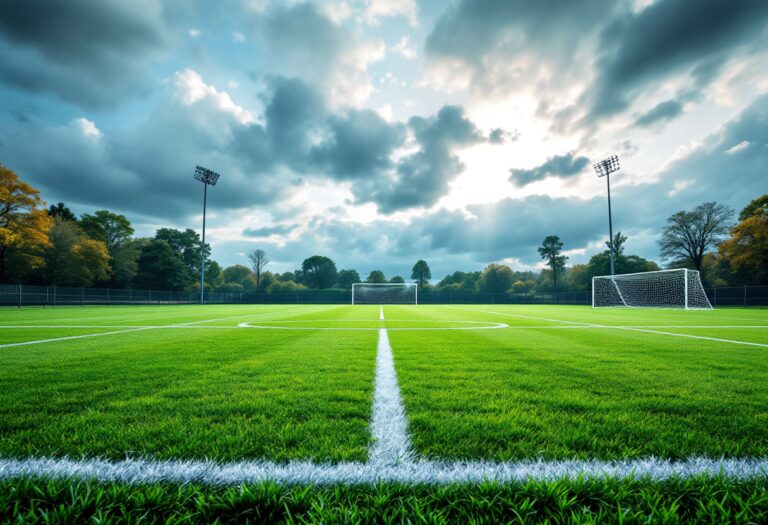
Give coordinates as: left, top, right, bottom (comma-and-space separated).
593, 155, 620, 276
193, 165, 221, 304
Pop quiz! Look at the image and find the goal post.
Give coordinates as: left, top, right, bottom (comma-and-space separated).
592, 268, 712, 309
351, 283, 418, 305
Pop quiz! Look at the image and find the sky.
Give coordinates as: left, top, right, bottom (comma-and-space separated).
1, 0, 767, 280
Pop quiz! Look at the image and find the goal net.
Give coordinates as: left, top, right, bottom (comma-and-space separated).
352, 283, 418, 304
592, 269, 712, 309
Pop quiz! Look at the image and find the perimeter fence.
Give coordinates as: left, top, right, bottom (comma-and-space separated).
1, 283, 766, 307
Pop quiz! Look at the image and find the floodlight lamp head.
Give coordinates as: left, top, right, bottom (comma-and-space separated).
593, 155, 620, 178
194, 165, 221, 186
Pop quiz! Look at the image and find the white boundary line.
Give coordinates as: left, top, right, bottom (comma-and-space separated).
380, 305, 384, 320
453, 307, 768, 348
1, 457, 767, 485
3, 324, 766, 330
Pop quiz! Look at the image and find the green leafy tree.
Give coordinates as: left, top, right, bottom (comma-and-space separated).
45, 218, 110, 286
110, 239, 143, 288
222, 264, 252, 284
267, 279, 307, 293
389, 275, 405, 283
247, 249, 269, 291
258, 271, 276, 291
479, 263, 513, 293
605, 231, 627, 257
738, 194, 768, 221
659, 202, 733, 274
337, 269, 361, 289
47, 202, 76, 222
80, 210, 134, 253
134, 239, 189, 290
205, 260, 223, 288
301, 255, 338, 289
155, 228, 209, 285
366, 270, 386, 283
538, 235, 568, 293
411, 260, 431, 287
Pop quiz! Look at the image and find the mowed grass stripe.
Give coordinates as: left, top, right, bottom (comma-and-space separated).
0, 306, 378, 462
388, 306, 768, 461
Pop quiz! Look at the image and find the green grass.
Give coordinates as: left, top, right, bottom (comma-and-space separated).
0, 305, 378, 462
1, 303, 766, 522
387, 305, 768, 461
2, 477, 767, 524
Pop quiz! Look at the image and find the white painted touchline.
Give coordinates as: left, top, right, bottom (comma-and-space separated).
380, 305, 384, 320
369, 327, 414, 467
1, 457, 767, 485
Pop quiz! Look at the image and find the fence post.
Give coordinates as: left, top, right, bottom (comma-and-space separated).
149, 289, 152, 304
744, 284, 747, 306
130, 288, 133, 306
82, 287, 85, 307
713, 287, 717, 306
53, 286, 57, 307
107, 288, 110, 306
18, 283, 22, 309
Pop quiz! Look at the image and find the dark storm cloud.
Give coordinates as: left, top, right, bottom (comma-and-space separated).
243, 224, 298, 238
0, 0, 167, 109
584, 0, 768, 122
509, 153, 589, 186
233, 78, 487, 213
633, 99, 684, 128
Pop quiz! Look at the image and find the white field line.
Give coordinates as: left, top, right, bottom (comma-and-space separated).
1, 457, 767, 485
380, 305, 384, 320
453, 307, 768, 348
1, 324, 766, 330
369, 313, 413, 466
0, 313, 299, 349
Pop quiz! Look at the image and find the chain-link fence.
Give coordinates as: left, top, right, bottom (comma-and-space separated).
1, 283, 766, 307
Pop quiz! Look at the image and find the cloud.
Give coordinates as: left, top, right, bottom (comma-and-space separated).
509, 153, 589, 186
243, 224, 298, 238
583, 0, 768, 123
364, 0, 418, 26
0, 0, 167, 109
725, 140, 751, 155
489, 128, 520, 144
633, 99, 684, 128
254, 3, 385, 105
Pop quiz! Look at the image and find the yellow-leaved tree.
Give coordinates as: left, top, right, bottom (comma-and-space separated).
0, 164, 53, 282
719, 206, 768, 285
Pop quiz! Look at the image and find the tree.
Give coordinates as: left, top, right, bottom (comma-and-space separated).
134, 239, 189, 290
44, 218, 110, 286
366, 270, 386, 283
222, 264, 252, 284
80, 210, 134, 253
205, 260, 223, 288
411, 260, 431, 287
605, 231, 627, 257
47, 202, 76, 222
479, 263, 513, 293
739, 194, 768, 221
247, 249, 270, 291
337, 269, 361, 289
660, 202, 733, 274
301, 255, 338, 289
538, 235, 568, 293
155, 228, 208, 286
0, 164, 52, 281
718, 207, 768, 284
389, 275, 405, 283
267, 279, 307, 293
110, 239, 143, 288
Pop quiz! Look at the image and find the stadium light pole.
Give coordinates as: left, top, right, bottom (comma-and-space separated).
593, 155, 620, 276
193, 166, 221, 305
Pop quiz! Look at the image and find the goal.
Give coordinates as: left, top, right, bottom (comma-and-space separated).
592, 269, 712, 309
351, 283, 418, 305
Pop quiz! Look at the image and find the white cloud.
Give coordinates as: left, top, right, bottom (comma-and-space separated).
390, 36, 416, 59
72, 117, 101, 138
173, 69, 255, 125
188, 28, 201, 38
232, 31, 245, 43
726, 140, 750, 155
364, 0, 417, 26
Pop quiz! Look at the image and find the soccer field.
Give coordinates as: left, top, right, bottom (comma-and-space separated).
1, 304, 767, 522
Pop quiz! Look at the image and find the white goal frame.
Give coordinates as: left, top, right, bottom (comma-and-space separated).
351, 283, 418, 305
592, 268, 713, 310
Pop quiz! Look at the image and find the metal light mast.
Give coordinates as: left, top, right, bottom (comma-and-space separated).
193, 165, 220, 304
593, 155, 620, 276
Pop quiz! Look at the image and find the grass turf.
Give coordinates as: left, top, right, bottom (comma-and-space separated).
0, 305, 378, 462
2, 477, 767, 524
387, 305, 768, 461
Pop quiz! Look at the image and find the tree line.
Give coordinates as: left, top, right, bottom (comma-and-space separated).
2, 164, 766, 293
